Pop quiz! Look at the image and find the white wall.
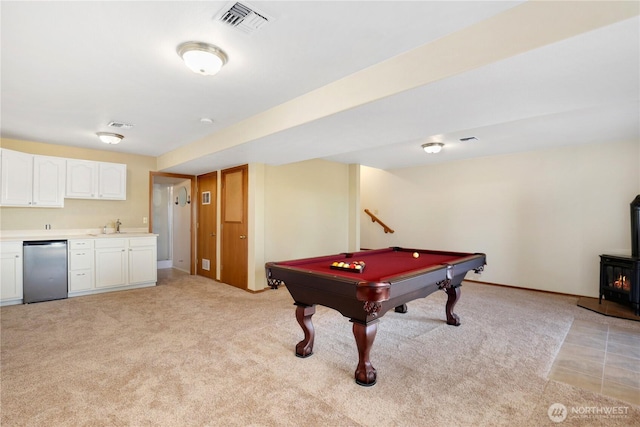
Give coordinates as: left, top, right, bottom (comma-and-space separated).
264, 159, 352, 264
361, 140, 639, 297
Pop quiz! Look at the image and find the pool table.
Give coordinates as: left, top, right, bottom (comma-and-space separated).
265, 247, 486, 386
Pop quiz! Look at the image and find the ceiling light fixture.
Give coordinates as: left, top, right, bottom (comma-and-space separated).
422, 142, 444, 154
96, 132, 124, 145
177, 41, 228, 76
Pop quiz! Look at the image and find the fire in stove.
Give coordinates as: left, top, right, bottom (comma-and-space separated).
612, 274, 631, 292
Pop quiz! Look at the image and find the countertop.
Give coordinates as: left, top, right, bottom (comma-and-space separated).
0, 228, 157, 242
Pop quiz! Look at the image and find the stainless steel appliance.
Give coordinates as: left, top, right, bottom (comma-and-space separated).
23, 240, 68, 303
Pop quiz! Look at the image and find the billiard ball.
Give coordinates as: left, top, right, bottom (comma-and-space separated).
412, 252, 419, 258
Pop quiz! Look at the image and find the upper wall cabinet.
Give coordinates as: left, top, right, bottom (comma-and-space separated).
66, 160, 127, 200
0, 148, 66, 207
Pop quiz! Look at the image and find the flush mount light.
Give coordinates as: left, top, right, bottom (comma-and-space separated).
422, 142, 444, 154
177, 41, 228, 76
96, 132, 124, 145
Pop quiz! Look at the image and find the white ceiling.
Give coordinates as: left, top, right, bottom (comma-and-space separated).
1, 1, 638, 175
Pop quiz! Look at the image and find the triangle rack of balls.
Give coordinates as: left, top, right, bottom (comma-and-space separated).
330, 261, 366, 273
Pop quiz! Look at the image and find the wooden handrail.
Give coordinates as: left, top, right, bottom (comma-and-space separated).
364, 209, 395, 234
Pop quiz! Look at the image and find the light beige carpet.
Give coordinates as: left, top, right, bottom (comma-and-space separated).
1, 273, 639, 426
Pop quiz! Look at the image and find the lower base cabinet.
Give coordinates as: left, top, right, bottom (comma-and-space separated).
68, 239, 94, 292
1, 242, 23, 304
95, 239, 128, 288
128, 237, 158, 285
69, 236, 157, 296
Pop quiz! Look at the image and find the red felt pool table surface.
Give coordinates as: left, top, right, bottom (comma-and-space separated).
273, 247, 471, 282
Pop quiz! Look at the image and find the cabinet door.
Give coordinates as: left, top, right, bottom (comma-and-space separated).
68, 270, 93, 292
98, 163, 127, 200
66, 160, 98, 198
129, 246, 157, 285
69, 250, 93, 271
32, 155, 65, 207
1, 244, 23, 301
0, 149, 33, 206
95, 246, 127, 288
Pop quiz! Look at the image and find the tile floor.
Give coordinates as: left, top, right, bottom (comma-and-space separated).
549, 319, 640, 406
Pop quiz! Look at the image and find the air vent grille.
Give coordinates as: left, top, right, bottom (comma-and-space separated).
108, 121, 134, 129
216, 2, 273, 35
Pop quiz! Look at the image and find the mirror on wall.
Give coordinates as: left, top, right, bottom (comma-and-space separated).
176, 186, 188, 207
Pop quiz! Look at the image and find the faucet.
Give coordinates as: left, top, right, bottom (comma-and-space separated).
115, 219, 122, 233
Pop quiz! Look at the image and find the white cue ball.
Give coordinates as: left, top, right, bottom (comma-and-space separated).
412, 252, 419, 258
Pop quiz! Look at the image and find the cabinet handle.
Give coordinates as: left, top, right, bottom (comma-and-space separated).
15, 255, 20, 258
210, 233, 216, 237
239, 235, 247, 239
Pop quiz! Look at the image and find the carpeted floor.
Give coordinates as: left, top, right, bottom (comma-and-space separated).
1, 272, 638, 426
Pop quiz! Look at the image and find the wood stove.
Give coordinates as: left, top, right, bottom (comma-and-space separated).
599, 195, 640, 316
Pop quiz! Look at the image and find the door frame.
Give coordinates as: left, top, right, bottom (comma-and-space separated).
149, 172, 197, 274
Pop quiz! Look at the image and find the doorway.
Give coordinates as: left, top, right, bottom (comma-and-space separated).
149, 172, 196, 275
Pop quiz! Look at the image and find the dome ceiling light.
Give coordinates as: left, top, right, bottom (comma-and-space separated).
422, 142, 444, 154
96, 132, 124, 145
177, 41, 228, 76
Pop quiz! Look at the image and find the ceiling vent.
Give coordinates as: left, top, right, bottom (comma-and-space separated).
216, 2, 273, 35
107, 121, 134, 129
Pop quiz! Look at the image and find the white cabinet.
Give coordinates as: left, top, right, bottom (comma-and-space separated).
65, 160, 96, 199
95, 238, 128, 288
0, 149, 31, 206
66, 160, 126, 200
98, 162, 127, 200
68, 236, 156, 296
68, 239, 94, 292
128, 237, 158, 285
1, 242, 23, 305
0, 149, 65, 207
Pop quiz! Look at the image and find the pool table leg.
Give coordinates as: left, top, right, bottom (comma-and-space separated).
352, 320, 378, 386
445, 286, 461, 326
295, 304, 316, 357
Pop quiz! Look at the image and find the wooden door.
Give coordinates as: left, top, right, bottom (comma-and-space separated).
197, 172, 217, 280
220, 165, 248, 289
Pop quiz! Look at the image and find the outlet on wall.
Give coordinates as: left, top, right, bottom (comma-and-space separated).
143, 217, 148, 224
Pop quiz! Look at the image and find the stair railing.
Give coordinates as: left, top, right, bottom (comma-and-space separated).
364, 209, 395, 234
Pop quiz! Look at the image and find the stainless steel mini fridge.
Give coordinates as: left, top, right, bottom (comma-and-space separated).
23, 240, 68, 303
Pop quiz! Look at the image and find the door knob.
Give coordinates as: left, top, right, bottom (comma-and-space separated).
210, 233, 216, 237
239, 235, 247, 239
